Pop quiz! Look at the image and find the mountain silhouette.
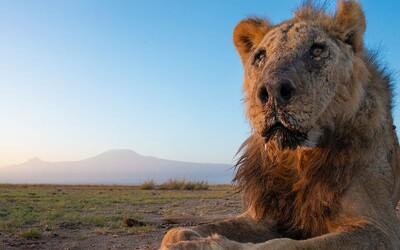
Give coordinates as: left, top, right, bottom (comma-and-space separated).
0, 150, 234, 185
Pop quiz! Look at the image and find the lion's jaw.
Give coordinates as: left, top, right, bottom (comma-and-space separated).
261, 117, 324, 150
262, 121, 307, 150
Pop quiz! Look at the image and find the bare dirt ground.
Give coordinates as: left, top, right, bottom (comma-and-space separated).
1, 207, 240, 250
2, 226, 167, 249
1, 185, 399, 250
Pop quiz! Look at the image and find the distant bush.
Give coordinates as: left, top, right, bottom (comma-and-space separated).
139, 179, 156, 190
193, 180, 209, 190
158, 179, 185, 190
139, 179, 209, 190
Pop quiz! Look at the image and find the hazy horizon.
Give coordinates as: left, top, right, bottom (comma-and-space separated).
0, 149, 234, 185
0, 148, 233, 168
1, 1, 399, 168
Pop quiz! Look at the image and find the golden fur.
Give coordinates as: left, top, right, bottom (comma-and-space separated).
161, 1, 400, 249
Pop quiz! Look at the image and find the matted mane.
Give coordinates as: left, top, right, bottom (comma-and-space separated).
234, 126, 374, 238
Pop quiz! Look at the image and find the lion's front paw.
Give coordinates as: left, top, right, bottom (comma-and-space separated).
162, 234, 253, 250
161, 228, 203, 249
163, 240, 216, 250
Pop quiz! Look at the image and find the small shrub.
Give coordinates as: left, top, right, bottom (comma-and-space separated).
193, 181, 209, 190
19, 228, 42, 239
183, 182, 195, 190
139, 179, 156, 190
158, 179, 183, 190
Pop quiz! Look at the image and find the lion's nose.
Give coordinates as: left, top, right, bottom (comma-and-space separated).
259, 79, 295, 104
276, 79, 294, 103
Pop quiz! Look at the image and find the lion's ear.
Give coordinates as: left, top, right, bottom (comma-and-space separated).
233, 18, 271, 64
334, 1, 366, 54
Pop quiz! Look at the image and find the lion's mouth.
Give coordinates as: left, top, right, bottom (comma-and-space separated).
262, 122, 308, 149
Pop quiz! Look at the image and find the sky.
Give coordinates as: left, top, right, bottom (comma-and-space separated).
0, 0, 399, 167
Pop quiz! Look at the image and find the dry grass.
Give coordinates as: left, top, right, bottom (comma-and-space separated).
139, 179, 156, 190
139, 179, 209, 190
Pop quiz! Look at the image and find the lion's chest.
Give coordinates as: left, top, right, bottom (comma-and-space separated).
236, 138, 358, 238
261, 160, 341, 238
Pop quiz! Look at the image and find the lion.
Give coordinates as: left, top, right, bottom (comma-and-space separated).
161, 1, 400, 249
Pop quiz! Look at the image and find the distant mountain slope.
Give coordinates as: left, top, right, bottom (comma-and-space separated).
0, 150, 234, 184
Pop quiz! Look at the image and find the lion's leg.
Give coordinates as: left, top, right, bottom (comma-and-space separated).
300, 224, 396, 249
163, 223, 399, 250
161, 211, 281, 248
163, 178, 400, 250
248, 224, 397, 249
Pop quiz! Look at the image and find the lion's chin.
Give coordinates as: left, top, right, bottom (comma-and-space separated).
262, 123, 308, 150
264, 131, 306, 150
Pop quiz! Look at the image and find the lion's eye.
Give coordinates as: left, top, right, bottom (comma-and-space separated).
252, 49, 267, 67
310, 44, 326, 58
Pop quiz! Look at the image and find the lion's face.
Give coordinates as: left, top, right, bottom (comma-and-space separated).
234, 7, 367, 150
244, 22, 352, 149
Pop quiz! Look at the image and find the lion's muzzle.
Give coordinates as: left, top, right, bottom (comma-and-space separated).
262, 122, 308, 150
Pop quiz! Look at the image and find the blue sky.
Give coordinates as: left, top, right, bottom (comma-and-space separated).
0, 0, 399, 167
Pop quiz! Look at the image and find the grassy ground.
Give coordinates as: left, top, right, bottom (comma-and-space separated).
0, 184, 242, 249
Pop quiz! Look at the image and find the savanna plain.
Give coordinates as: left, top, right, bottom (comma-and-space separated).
0, 182, 242, 249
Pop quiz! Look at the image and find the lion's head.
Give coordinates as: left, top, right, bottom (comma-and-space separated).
233, 2, 368, 151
